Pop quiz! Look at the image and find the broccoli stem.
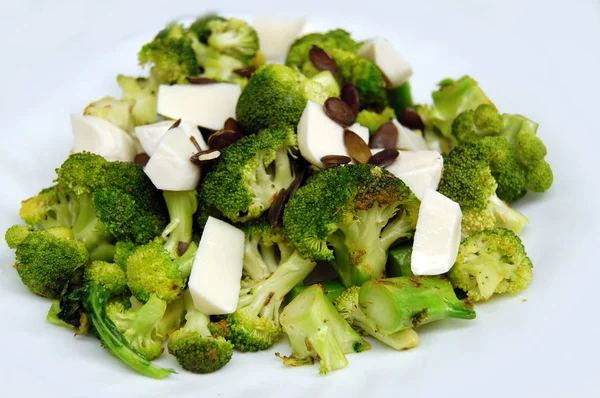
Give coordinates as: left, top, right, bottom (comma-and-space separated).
464, 254, 506, 300
71, 194, 110, 253
488, 195, 528, 234
173, 242, 198, 279
352, 308, 420, 351
89, 242, 116, 262
181, 292, 212, 336
162, 190, 198, 258
274, 148, 294, 189
82, 283, 176, 379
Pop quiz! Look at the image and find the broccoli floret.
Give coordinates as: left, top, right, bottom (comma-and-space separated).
10, 228, 89, 298
114, 241, 136, 270
19, 185, 75, 229
204, 18, 259, 61
355, 106, 396, 135
241, 216, 294, 281
5, 225, 32, 249
286, 280, 347, 304
333, 286, 420, 351
83, 96, 135, 133
310, 71, 341, 97
358, 276, 476, 334
225, 250, 316, 352
438, 142, 529, 237
200, 126, 297, 223
84, 261, 128, 296
138, 37, 199, 85
279, 284, 370, 374
188, 14, 226, 43
235, 64, 331, 134
200, 51, 248, 86
285, 29, 361, 69
117, 74, 159, 126
283, 164, 420, 287
161, 190, 198, 258
451, 104, 504, 143
156, 22, 187, 40
126, 240, 198, 303
448, 228, 533, 301
167, 290, 233, 373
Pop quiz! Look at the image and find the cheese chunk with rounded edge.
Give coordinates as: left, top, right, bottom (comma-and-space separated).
298, 100, 370, 168
157, 83, 241, 130
253, 16, 307, 60
393, 119, 428, 151
71, 114, 137, 162
372, 149, 443, 200
143, 126, 200, 190
135, 120, 207, 156
188, 217, 244, 315
358, 38, 413, 87
411, 189, 462, 275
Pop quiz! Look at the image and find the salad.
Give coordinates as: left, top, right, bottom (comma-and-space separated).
4, 13, 553, 378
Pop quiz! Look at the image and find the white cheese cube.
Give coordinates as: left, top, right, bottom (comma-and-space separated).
157, 83, 241, 130
358, 38, 413, 87
393, 120, 428, 151
143, 126, 200, 190
71, 114, 138, 162
253, 16, 307, 61
373, 149, 443, 200
297, 101, 370, 168
188, 217, 245, 315
135, 120, 208, 156
411, 189, 462, 275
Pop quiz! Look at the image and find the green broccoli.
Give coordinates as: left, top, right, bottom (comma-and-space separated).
438, 142, 529, 237
285, 29, 361, 69
235, 64, 332, 134
84, 261, 128, 296
448, 228, 533, 301
286, 280, 347, 304
117, 74, 159, 126
204, 18, 259, 61
355, 106, 396, 135
126, 240, 198, 303
225, 249, 316, 352
199, 51, 249, 86
311, 70, 341, 97
387, 81, 414, 115
114, 241, 136, 270
333, 286, 420, 351
358, 276, 476, 334
5, 225, 32, 249
188, 14, 225, 43
161, 190, 198, 258
83, 96, 135, 133
155, 22, 187, 40
279, 284, 370, 374
8, 227, 88, 298
241, 216, 294, 281
451, 104, 504, 143
138, 36, 199, 85
199, 126, 297, 223
283, 164, 420, 287
167, 290, 234, 373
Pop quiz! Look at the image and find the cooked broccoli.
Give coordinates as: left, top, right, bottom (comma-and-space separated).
358, 276, 476, 334
204, 18, 259, 61
448, 228, 533, 301
138, 36, 199, 85
311, 70, 341, 97
387, 81, 414, 115
286, 280, 347, 304
117, 74, 159, 126
355, 106, 396, 135
241, 216, 294, 281
224, 248, 315, 352
188, 14, 225, 43
106, 294, 185, 360
333, 286, 420, 351
47, 300, 77, 331
161, 190, 198, 258
451, 104, 504, 143
126, 240, 197, 303
283, 164, 420, 287
438, 142, 529, 237
167, 290, 234, 373
84, 261, 128, 296
235, 64, 332, 134
386, 243, 414, 277
5, 225, 31, 249
279, 284, 370, 374
200, 51, 249, 86
18, 185, 74, 230
114, 241, 136, 270
83, 96, 135, 133
8, 227, 88, 298
285, 29, 361, 69
199, 126, 297, 223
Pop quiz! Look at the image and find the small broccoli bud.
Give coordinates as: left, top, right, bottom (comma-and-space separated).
83, 96, 135, 133
5, 225, 32, 249
355, 106, 396, 135
84, 261, 128, 296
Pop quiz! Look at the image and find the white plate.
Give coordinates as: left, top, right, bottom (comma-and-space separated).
1, 1, 599, 397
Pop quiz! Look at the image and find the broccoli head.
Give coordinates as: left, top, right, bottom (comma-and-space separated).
355, 106, 396, 135
167, 290, 233, 373
448, 228, 533, 301
283, 164, 420, 287
117, 74, 159, 126
204, 18, 259, 61
138, 37, 199, 85
84, 261, 128, 296
285, 29, 361, 69
279, 284, 370, 374
199, 126, 297, 223
83, 96, 135, 133
5, 225, 32, 249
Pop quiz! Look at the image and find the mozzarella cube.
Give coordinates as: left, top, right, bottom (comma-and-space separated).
157, 83, 241, 130
253, 16, 307, 60
358, 38, 413, 87
135, 120, 207, 156
393, 119, 428, 151
411, 189, 462, 275
143, 126, 201, 190
373, 149, 443, 200
297, 101, 370, 168
188, 217, 245, 314
71, 114, 138, 162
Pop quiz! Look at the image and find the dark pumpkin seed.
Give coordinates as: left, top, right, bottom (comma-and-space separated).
286, 168, 308, 200
343, 129, 372, 164
324, 97, 356, 127
320, 155, 351, 168
341, 82, 360, 116
189, 135, 203, 151
368, 148, 399, 168
168, 118, 182, 130
370, 121, 399, 149
186, 76, 218, 84
399, 108, 425, 131
233, 67, 256, 78
207, 129, 244, 150
309, 45, 338, 73
177, 241, 191, 257
223, 117, 243, 136
134, 153, 150, 167
190, 149, 221, 165
268, 189, 288, 228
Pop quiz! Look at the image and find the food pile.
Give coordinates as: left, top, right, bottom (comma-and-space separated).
5, 13, 553, 378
